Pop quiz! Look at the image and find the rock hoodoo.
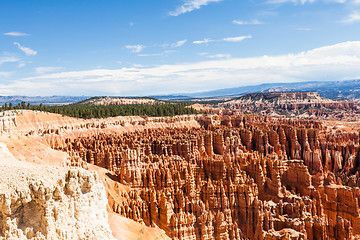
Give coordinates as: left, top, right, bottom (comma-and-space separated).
50, 114, 360, 239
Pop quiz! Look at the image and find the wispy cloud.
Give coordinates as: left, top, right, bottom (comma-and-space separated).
13, 41, 360, 96
198, 52, 209, 56
326, 0, 360, 3
0, 72, 12, 78
223, 35, 252, 42
18, 61, 27, 68
193, 38, 215, 44
193, 35, 252, 44
342, 11, 360, 23
4, 32, 29, 37
169, 0, 223, 16
162, 40, 188, 48
35, 66, 64, 74
296, 27, 312, 31
0, 56, 19, 65
13, 42, 37, 56
125, 44, 145, 53
207, 53, 231, 58
171, 39, 188, 47
138, 50, 177, 57
267, 0, 358, 3
267, 0, 316, 4
138, 53, 163, 57
233, 19, 263, 25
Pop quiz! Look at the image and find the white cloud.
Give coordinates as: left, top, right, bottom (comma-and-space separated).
193, 38, 215, 44
18, 62, 26, 68
125, 44, 145, 53
330, 0, 360, 3
268, 0, 359, 3
35, 66, 63, 74
208, 54, 231, 58
296, 27, 312, 31
171, 40, 187, 47
4, 32, 29, 37
169, 0, 223, 16
268, 0, 316, 4
194, 35, 252, 44
0, 56, 19, 65
138, 53, 163, 57
343, 11, 360, 23
223, 35, 252, 42
0, 72, 12, 77
9, 41, 360, 96
198, 52, 208, 56
163, 40, 188, 48
233, 19, 263, 25
13, 42, 37, 56
138, 50, 177, 57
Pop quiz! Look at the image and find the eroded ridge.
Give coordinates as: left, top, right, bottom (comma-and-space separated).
220, 92, 360, 120
54, 115, 360, 239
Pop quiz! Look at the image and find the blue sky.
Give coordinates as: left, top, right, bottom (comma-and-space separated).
1, 0, 360, 96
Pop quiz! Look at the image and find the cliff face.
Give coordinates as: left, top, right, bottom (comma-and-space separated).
52, 114, 360, 239
0, 142, 115, 240
220, 92, 360, 120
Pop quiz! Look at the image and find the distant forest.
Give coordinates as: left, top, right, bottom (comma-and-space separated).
0, 101, 198, 118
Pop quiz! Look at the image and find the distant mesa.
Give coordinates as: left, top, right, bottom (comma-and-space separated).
79, 96, 163, 106
160, 79, 360, 100
227, 91, 335, 104
219, 91, 359, 120
0, 95, 88, 105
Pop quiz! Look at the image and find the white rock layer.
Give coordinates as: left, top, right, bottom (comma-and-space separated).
0, 142, 115, 240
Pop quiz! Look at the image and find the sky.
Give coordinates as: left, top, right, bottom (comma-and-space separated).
1, 0, 360, 96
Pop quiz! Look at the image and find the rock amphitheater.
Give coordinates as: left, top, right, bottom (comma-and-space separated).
1, 109, 360, 239
220, 92, 360, 120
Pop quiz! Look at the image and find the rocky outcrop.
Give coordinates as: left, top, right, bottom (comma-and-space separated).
0, 142, 115, 240
0, 111, 17, 133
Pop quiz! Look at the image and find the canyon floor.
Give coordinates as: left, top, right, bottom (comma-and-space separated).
1, 108, 360, 239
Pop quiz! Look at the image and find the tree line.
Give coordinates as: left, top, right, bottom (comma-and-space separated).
0, 101, 198, 119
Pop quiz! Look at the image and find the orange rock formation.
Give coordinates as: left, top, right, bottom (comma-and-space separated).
220, 92, 360, 121
47, 114, 360, 239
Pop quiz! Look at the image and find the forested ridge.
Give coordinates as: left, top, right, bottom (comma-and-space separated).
0, 100, 198, 118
